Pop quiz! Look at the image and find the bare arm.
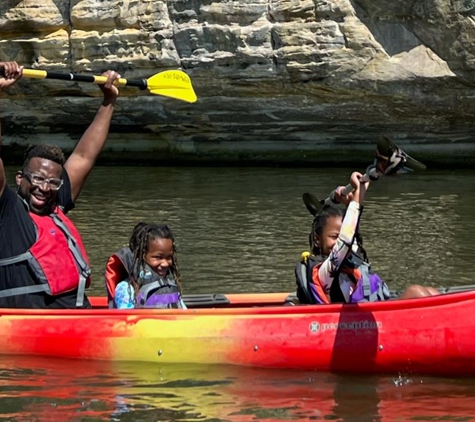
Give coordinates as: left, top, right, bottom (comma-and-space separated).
0, 62, 23, 197
64, 70, 120, 202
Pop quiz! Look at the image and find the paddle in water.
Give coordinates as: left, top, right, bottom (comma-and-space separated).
302, 135, 426, 215
0, 66, 197, 103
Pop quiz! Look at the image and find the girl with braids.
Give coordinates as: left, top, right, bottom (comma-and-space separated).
105, 222, 186, 309
296, 172, 439, 304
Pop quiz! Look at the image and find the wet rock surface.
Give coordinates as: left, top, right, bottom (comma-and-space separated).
1, 0, 475, 166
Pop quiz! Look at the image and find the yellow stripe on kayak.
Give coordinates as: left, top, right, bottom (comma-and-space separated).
109, 314, 231, 363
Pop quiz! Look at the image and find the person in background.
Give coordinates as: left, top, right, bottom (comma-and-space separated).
0, 60, 120, 308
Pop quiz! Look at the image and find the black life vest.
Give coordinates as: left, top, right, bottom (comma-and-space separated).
295, 251, 390, 304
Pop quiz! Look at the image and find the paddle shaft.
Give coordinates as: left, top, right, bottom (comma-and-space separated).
340, 165, 379, 195
20, 68, 148, 90
324, 164, 380, 204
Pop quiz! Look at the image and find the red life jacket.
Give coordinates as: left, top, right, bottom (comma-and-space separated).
0, 206, 91, 307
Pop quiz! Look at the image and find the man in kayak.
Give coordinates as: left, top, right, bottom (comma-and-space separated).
0, 61, 120, 308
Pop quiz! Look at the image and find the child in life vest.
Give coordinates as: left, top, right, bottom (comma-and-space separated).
106, 222, 186, 309
302, 171, 439, 304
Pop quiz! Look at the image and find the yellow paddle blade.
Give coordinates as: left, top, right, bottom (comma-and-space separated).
149, 87, 197, 103
147, 70, 197, 103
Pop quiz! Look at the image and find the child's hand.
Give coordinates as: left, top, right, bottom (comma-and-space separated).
350, 171, 369, 204
350, 171, 369, 189
334, 186, 354, 206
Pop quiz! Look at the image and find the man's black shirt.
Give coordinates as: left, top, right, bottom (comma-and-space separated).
0, 169, 91, 308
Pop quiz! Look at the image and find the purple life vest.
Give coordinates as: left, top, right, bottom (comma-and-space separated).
134, 264, 182, 309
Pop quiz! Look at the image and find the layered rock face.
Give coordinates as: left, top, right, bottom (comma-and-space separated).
1, 0, 475, 165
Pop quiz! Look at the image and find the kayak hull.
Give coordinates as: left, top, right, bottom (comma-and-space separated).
0, 290, 474, 376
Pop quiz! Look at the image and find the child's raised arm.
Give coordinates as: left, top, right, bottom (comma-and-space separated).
315, 172, 368, 297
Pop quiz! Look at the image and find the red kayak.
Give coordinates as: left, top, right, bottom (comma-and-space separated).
0, 287, 473, 376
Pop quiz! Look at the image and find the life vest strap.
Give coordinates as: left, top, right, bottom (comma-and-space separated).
138, 279, 175, 301
360, 264, 372, 298
0, 251, 32, 266
76, 274, 87, 307
0, 284, 50, 298
368, 282, 390, 302
51, 214, 91, 277
0, 278, 86, 305
296, 262, 312, 301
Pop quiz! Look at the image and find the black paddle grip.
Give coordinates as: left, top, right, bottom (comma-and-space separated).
123, 78, 148, 90
46, 72, 96, 82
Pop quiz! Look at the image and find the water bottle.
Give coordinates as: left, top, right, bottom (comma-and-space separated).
114, 281, 135, 309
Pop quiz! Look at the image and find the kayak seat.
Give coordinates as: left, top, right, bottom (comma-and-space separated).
182, 294, 230, 308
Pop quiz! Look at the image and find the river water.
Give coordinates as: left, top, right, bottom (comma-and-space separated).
2, 165, 475, 421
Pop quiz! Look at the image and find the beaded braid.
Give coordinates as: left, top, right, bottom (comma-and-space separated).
128, 222, 182, 294
310, 204, 369, 263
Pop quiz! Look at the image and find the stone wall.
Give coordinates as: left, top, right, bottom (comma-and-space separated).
1, 0, 475, 166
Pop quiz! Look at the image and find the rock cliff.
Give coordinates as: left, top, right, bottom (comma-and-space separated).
1, 0, 475, 166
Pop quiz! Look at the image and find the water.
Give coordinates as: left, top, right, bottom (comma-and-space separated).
3, 165, 475, 420
2, 357, 475, 421
70, 166, 475, 294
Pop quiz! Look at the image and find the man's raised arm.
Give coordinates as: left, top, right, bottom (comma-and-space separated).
0, 61, 23, 197
64, 70, 120, 202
